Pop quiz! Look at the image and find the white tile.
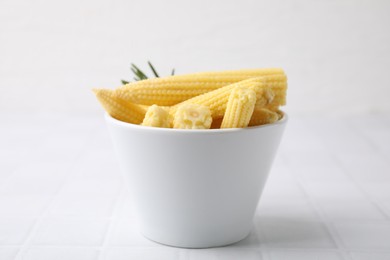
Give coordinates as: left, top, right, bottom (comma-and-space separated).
186, 248, 262, 260
347, 115, 390, 133
293, 166, 351, 184
279, 129, 326, 153
103, 247, 179, 260
42, 133, 91, 152
32, 218, 108, 246
0, 162, 69, 195
0, 112, 60, 132
19, 129, 92, 164
350, 251, 390, 260
23, 148, 82, 165
257, 200, 319, 221
267, 165, 295, 184
280, 117, 326, 152
0, 161, 18, 184
60, 178, 123, 195
272, 152, 287, 168
47, 192, 117, 217
0, 247, 19, 260
55, 115, 103, 133
108, 218, 159, 247
261, 181, 306, 203
268, 250, 343, 260
72, 162, 123, 182
284, 151, 337, 169
379, 200, 390, 217
334, 221, 390, 249
79, 149, 117, 167
0, 193, 52, 217
306, 118, 377, 155
0, 218, 36, 245
85, 129, 113, 151
303, 183, 366, 202
351, 117, 390, 154
65, 135, 120, 176
20, 247, 99, 260
317, 200, 386, 221
0, 125, 48, 150
0, 149, 21, 164
336, 153, 390, 182
256, 218, 335, 248
284, 151, 351, 183
82, 143, 118, 164
360, 183, 390, 200
116, 194, 136, 218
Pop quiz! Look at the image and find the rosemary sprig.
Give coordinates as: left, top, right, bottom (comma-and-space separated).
148, 61, 159, 78
121, 61, 175, 84
131, 63, 148, 81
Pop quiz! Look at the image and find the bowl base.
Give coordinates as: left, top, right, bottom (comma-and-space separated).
141, 230, 251, 249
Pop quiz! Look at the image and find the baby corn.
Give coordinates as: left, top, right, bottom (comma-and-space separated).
93, 88, 147, 124
173, 103, 212, 129
221, 87, 257, 128
248, 108, 280, 127
170, 77, 265, 119
142, 105, 171, 128
116, 68, 286, 106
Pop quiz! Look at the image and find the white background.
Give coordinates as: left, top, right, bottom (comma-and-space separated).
1, 0, 390, 116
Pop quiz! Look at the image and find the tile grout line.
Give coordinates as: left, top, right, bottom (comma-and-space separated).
255, 210, 272, 260
256, 154, 290, 260
13, 163, 84, 259
0, 137, 49, 192
258, 150, 289, 260
292, 180, 353, 260
251, 222, 267, 260
13, 129, 96, 260
13, 166, 79, 259
282, 153, 354, 260
97, 187, 127, 260
344, 117, 390, 163
330, 153, 390, 220
340, 120, 390, 220
257, 147, 288, 260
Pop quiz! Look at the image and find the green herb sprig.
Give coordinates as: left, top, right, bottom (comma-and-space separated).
121, 61, 175, 85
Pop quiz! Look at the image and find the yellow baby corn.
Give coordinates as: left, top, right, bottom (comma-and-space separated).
142, 105, 171, 128
183, 68, 284, 77
173, 103, 212, 129
264, 104, 280, 112
93, 88, 147, 124
248, 108, 280, 127
252, 85, 276, 109
170, 77, 266, 119
116, 68, 286, 106
221, 87, 257, 128
261, 73, 287, 107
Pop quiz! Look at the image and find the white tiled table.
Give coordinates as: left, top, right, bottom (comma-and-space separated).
0, 112, 389, 260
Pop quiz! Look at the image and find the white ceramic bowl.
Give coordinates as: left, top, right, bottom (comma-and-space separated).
105, 113, 287, 248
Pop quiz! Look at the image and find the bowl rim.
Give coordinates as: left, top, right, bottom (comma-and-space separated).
105, 111, 288, 134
